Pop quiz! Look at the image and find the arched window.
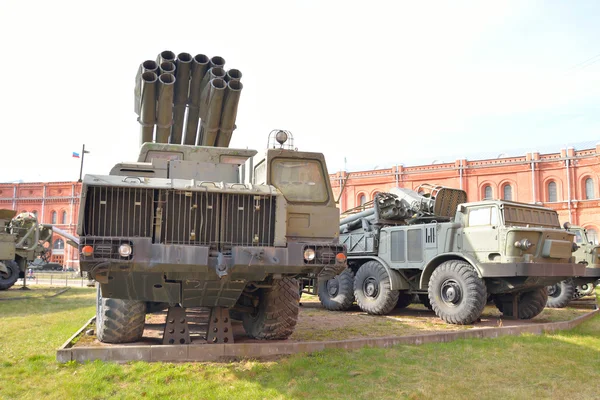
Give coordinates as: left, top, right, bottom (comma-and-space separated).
483, 185, 492, 200
586, 229, 598, 245
53, 239, 64, 250
61, 211, 67, 224
31, 210, 38, 219
585, 178, 594, 200
548, 181, 557, 202
372, 191, 380, 200
503, 185, 512, 201
51, 211, 57, 224
358, 194, 366, 206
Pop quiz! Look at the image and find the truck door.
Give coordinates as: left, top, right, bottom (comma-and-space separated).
462, 206, 500, 254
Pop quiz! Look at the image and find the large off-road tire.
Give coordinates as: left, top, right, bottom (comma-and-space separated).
96, 284, 146, 344
546, 279, 576, 308
318, 268, 355, 311
242, 277, 300, 340
418, 294, 433, 310
0, 260, 19, 291
428, 260, 487, 325
493, 288, 548, 319
395, 293, 413, 309
353, 261, 399, 315
574, 282, 597, 299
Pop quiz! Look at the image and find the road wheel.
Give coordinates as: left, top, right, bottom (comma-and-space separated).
395, 293, 413, 309
242, 277, 299, 340
354, 261, 399, 315
318, 268, 355, 311
0, 260, 19, 290
96, 284, 146, 343
428, 260, 487, 325
546, 280, 576, 308
418, 294, 433, 310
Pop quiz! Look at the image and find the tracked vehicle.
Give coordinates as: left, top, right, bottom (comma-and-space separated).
78, 51, 346, 344
546, 224, 600, 308
318, 184, 585, 324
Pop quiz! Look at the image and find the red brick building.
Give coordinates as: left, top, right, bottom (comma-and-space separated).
0, 182, 81, 269
332, 143, 600, 244
1, 143, 599, 271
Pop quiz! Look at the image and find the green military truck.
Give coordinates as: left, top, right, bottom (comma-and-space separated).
78, 51, 346, 344
0, 210, 53, 290
318, 184, 585, 324
546, 224, 600, 308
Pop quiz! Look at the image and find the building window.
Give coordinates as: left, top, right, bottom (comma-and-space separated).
372, 191, 380, 200
358, 194, 366, 206
51, 211, 57, 224
61, 211, 67, 224
548, 181, 557, 202
503, 185, 512, 201
53, 239, 64, 250
32, 210, 38, 219
483, 185, 492, 200
587, 229, 598, 245
585, 178, 594, 200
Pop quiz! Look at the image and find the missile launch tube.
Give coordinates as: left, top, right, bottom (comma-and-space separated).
199, 78, 227, 146
156, 50, 176, 65
159, 61, 176, 76
225, 68, 242, 82
138, 71, 158, 145
215, 80, 243, 147
134, 60, 158, 115
184, 54, 209, 145
170, 52, 192, 144
340, 208, 376, 226
210, 56, 225, 68
155, 73, 176, 143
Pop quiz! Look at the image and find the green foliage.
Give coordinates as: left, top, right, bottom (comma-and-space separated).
0, 287, 599, 399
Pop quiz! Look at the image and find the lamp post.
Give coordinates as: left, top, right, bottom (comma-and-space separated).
78, 144, 91, 183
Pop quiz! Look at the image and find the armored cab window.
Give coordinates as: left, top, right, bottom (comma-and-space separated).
271, 158, 328, 202
467, 206, 498, 227
253, 161, 266, 185
574, 230, 584, 244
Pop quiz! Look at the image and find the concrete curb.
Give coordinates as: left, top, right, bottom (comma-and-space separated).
56, 308, 599, 364
0, 287, 70, 301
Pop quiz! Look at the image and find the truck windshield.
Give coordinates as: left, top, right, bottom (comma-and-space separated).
502, 206, 560, 228
270, 158, 328, 202
467, 206, 499, 227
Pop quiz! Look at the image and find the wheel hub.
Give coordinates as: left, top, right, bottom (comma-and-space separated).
326, 278, 340, 297
363, 277, 379, 298
547, 284, 560, 297
440, 279, 462, 306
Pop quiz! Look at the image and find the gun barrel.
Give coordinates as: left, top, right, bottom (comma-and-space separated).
155, 73, 176, 144
184, 54, 210, 145
138, 71, 158, 145
215, 80, 243, 147
170, 52, 192, 144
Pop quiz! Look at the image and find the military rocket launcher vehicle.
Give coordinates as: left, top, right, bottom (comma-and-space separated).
318, 184, 586, 325
78, 51, 346, 345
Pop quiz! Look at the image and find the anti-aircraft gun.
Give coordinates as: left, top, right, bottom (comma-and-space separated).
545, 223, 600, 308
0, 210, 52, 290
318, 184, 586, 325
78, 50, 347, 345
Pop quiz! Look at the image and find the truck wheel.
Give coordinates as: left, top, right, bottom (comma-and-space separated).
418, 294, 433, 310
0, 261, 19, 290
353, 261, 399, 315
546, 280, 575, 308
318, 268, 355, 311
96, 284, 146, 344
428, 260, 487, 325
395, 293, 413, 309
574, 282, 596, 299
242, 277, 300, 340
517, 288, 548, 319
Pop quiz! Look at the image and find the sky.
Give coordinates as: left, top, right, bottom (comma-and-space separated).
1, 0, 599, 182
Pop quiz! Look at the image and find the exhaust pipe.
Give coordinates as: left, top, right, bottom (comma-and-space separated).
225, 68, 242, 82
155, 73, 176, 144
156, 50, 176, 65
134, 60, 158, 115
138, 71, 158, 146
215, 80, 243, 147
183, 54, 209, 145
199, 78, 227, 146
170, 52, 192, 144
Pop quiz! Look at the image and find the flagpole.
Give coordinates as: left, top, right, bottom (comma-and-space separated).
78, 144, 86, 182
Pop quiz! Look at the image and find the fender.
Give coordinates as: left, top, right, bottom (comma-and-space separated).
348, 255, 410, 290
419, 252, 482, 289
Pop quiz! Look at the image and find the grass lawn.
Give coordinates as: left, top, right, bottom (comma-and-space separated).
0, 287, 599, 400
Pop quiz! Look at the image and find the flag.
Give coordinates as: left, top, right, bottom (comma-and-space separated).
72, 152, 80, 158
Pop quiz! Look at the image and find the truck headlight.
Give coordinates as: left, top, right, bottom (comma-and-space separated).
303, 248, 316, 262
514, 238, 533, 250
118, 243, 132, 257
